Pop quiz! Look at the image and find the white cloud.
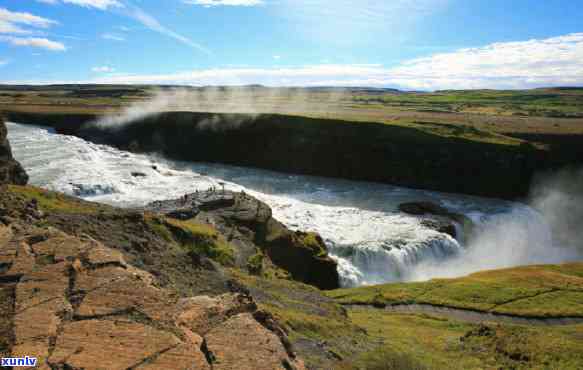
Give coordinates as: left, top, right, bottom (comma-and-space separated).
0, 8, 58, 29
273, 55, 281, 60
125, 5, 211, 54
88, 33, 583, 90
0, 7, 58, 36
0, 8, 64, 50
92, 66, 115, 72
387, 32, 583, 90
9, 33, 583, 90
0, 59, 8, 66
37, 0, 209, 54
102, 32, 125, 41
0, 20, 31, 35
0, 36, 66, 51
37, 0, 123, 10
90, 64, 388, 85
184, 0, 264, 7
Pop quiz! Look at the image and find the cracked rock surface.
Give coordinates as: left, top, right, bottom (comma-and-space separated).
0, 222, 305, 370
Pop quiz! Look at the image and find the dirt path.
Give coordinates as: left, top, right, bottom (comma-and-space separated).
345, 304, 583, 326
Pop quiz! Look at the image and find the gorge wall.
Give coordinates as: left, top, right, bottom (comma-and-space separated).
5, 111, 579, 199
0, 116, 28, 186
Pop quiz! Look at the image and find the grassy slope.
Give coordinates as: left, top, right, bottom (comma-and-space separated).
5, 185, 114, 214
352, 88, 583, 117
234, 263, 583, 369
330, 263, 583, 369
340, 311, 583, 370
327, 263, 583, 318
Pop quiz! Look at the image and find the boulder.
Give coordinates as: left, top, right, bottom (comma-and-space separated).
399, 201, 474, 242
264, 219, 340, 290
399, 201, 453, 217
420, 218, 457, 239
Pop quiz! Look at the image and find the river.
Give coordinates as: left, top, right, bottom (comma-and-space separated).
8, 121, 570, 287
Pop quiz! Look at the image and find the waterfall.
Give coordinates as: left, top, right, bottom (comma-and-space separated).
330, 235, 462, 287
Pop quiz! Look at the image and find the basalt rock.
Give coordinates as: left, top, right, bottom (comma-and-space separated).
0, 222, 305, 370
144, 190, 340, 290
420, 218, 457, 239
399, 201, 474, 242
0, 117, 28, 186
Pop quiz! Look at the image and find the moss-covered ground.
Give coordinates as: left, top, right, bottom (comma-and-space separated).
234, 262, 583, 369
327, 263, 583, 318
339, 310, 583, 370
6, 184, 112, 214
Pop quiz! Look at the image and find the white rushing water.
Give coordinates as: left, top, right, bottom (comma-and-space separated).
7, 122, 573, 287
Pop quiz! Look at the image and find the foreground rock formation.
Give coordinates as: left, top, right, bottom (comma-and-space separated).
0, 117, 28, 186
143, 190, 340, 290
0, 221, 305, 369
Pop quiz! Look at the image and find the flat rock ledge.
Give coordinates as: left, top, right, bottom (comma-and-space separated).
0, 222, 305, 370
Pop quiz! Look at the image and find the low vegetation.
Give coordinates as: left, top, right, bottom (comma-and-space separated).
351, 88, 583, 118
5, 185, 111, 214
327, 263, 583, 317
340, 310, 583, 370
148, 216, 235, 266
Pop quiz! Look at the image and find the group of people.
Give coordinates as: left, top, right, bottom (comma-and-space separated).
148, 186, 250, 210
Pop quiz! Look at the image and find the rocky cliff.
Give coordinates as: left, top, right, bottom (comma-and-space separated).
3, 111, 559, 199
0, 116, 28, 185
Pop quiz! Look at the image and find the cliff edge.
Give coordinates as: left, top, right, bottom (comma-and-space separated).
0, 117, 28, 186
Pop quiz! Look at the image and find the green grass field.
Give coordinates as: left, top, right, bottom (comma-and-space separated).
327, 263, 583, 317
340, 310, 583, 370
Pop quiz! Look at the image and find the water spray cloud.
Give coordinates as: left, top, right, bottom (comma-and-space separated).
411, 168, 583, 281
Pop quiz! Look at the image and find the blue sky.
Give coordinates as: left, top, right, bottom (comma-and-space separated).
0, 0, 582, 89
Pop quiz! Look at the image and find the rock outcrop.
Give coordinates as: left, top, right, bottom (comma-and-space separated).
0, 117, 28, 185
399, 201, 474, 242
144, 190, 340, 290
0, 221, 305, 370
